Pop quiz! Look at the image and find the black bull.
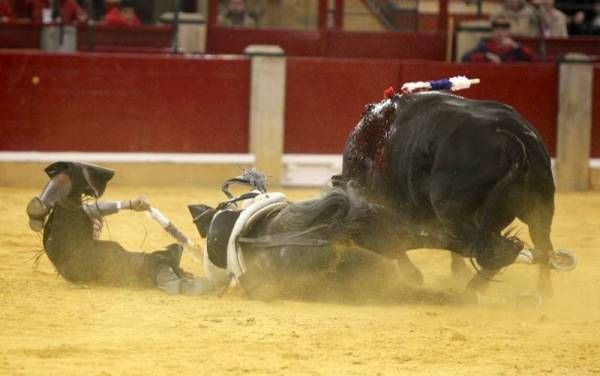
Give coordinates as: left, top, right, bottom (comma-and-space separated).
336, 92, 557, 295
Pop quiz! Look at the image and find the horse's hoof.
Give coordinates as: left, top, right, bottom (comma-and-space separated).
549, 249, 577, 272
394, 260, 424, 286
462, 290, 480, 305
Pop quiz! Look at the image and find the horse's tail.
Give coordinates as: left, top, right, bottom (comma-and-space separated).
474, 129, 527, 270
275, 188, 375, 240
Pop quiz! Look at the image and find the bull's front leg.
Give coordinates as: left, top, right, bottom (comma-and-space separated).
528, 225, 554, 298
520, 197, 556, 298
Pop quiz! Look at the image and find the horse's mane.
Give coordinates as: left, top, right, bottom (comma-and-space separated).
270, 187, 375, 240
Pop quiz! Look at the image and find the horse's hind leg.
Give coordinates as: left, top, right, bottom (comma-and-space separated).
450, 253, 470, 278
393, 251, 424, 286
335, 247, 463, 303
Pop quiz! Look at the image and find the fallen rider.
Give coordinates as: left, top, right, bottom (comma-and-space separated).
26, 161, 211, 295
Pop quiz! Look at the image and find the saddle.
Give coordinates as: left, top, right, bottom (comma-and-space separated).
188, 191, 288, 272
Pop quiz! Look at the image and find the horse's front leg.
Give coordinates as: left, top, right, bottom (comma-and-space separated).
391, 251, 424, 286
465, 267, 499, 302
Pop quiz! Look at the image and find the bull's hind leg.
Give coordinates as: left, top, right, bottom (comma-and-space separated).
520, 199, 555, 298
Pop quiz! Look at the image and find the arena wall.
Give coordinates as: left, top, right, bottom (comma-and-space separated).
285, 58, 558, 156
0, 50, 250, 153
284, 57, 402, 153
0, 50, 598, 188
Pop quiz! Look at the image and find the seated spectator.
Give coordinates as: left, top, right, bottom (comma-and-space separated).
492, 0, 539, 37
219, 0, 255, 27
555, 0, 596, 35
28, 0, 87, 23
534, 0, 568, 37
0, 0, 15, 22
77, 0, 106, 21
105, 0, 140, 26
462, 18, 534, 63
591, 1, 600, 34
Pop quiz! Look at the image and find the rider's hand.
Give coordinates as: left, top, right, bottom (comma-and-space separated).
130, 196, 150, 211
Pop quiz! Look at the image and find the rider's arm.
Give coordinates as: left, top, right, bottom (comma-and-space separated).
83, 196, 150, 218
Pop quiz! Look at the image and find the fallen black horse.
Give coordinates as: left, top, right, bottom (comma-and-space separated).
336, 91, 576, 297
188, 170, 460, 303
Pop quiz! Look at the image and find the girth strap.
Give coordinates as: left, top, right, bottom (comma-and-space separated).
238, 224, 331, 248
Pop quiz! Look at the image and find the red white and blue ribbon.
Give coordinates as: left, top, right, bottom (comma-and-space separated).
400, 76, 480, 94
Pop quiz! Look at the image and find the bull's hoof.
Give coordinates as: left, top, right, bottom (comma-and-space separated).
549, 249, 577, 272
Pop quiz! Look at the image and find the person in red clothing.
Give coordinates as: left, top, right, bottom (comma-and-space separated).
105, 0, 140, 26
462, 17, 534, 63
0, 0, 15, 21
28, 0, 87, 23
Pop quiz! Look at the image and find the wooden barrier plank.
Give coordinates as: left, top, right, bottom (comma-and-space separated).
556, 56, 593, 191
0, 51, 250, 153
592, 65, 600, 158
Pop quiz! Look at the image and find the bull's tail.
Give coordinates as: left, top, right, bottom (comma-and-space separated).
474, 130, 527, 270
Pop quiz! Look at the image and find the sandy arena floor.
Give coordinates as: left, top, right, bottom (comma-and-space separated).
1, 185, 599, 375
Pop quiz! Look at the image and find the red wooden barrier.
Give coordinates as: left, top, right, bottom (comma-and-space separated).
516, 36, 600, 61
205, 26, 447, 60
76, 24, 172, 52
285, 57, 402, 153
0, 51, 250, 153
0, 21, 40, 49
285, 58, 558, 155
592, 64, 600, 158
325, 31, 446, 60
0, 52, 567, 158
206, 26, 325, 56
